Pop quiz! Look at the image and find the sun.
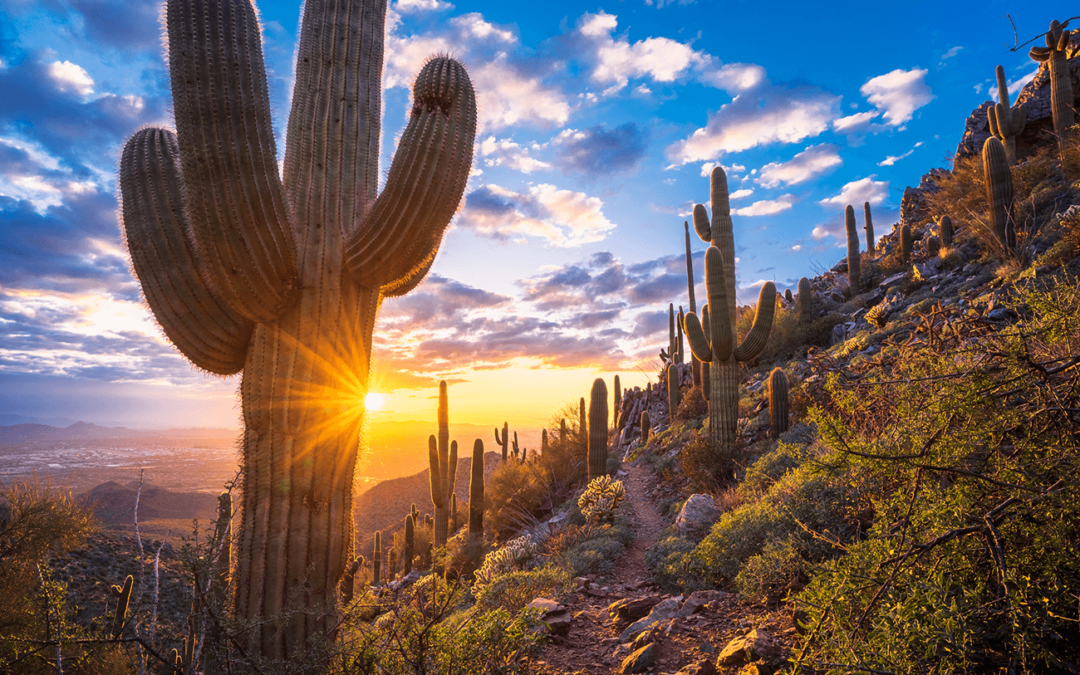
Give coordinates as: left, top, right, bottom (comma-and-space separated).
364, 392, 385, 411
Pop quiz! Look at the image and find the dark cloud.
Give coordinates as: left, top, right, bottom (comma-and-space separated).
554, 123, 648, 175
379, 274, 511, 325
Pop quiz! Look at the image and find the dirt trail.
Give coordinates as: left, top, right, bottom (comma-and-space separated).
614, 462, 666, 588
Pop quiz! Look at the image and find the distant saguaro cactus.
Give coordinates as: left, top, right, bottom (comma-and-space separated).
676, 306, 685, 364
403, 514, 415, 575
118, 0, 477, 659
640, 410, 651, 443
863, 202, 875, 254
613, 375, 622, 427
987, 64, 1027, 165
939, 216, 954, 247
429, 381, 458, 547
982, 136, 1016, 250
667, 363, 681, 421
901, 224, 913, 262
373, 532, 381, 586
684, 221, 702, 386
579, 397, 587, 449
798, 277, 813, 324
494, 422, 509, 463
684, 167, 776, 465
1029, 20, 1075, 144
110, 575, 133, 639
926, 236, 941, 257
768, 368, 789, 439
845, 205, 861, 293
469, 439, 485, 537
588, 378, 609, 480
560, 418, 567, 441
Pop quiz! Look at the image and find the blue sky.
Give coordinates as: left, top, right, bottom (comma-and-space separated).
0, 0, 1071, 429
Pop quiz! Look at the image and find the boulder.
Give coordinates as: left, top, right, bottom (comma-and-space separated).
716, 629, 781, 667
608, 595, 663, 623
527, 597, 571, 636
676, 590, 729, 617
620, 596, 680, 641
619, 642, 657, 674
676, 494, 718, 539
675, 660, 718, 675
913, 258, 942, 281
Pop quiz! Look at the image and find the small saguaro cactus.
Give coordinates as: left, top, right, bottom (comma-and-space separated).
926, 236, 941, 257
341, 557, 363, 604
118, 0, 477, 659
494, 422, 509, 463
901, 224, 913, 262
676, 306, 685, 364
560, 418, 567, 440
588, 378, 609, 480
109, 575, 133, 639
982, 136, 1016, 250
784, 288, 793, 303
403, 513, 415, 575
987, 64, 1027, 165
425, 514, 433, 528
449, 493, 457, 533
798, 277, 813, 324
768, 367, 789, 439
613, 375, 622, 427
684, 221, 702, 387
1029, 20, 1075, 144
640, 410, 651, 443
579, 397, 587, 448
428, 382, 458, 547
845, 205, 861, 293
372, 532, 382, 586
668, 304, 683, 364
469, 439, 485, 537
684, 167, 777, 463
863, 202, 875, 254
939, 215, 954, 246
667, 363, 681, 421
388, 549, 398, 579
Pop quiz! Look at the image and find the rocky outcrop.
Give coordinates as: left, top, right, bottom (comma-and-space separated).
675, 494, 718, 540
900, 168, 948, 228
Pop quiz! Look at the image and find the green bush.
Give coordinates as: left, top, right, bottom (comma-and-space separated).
473, 565, 573, 613
645, 531, 696, 592
556, 502, 633, 577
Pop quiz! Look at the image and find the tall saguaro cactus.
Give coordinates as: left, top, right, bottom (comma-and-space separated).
982, 136, 1016, 250
683, 167, 776, 465
429, 381, 458, 547
494, 422, 509, 462
613, 375, 622, 427
1030, 20, 1075, 144
684, 221, 701, 386
768, 367, 789, 439
863, 202, 875, 254
845, 205, 861, 294
469, 439, 485, 537
588, 378, 609, 480
798, 277, 812, 324
118, 0, 476, 660
987, 64, 1027, 165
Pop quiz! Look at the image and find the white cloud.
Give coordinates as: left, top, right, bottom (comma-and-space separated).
577, 11, 708, 92
757, 143, 842, 188
666, 82, 840, 164
479, 136, 552, 173
878, 142, 922, 167
791, 244, 802, 251
732, 194, 797, 217
457, 183, 617, 247
47, 60, 94, 97
729, 188, 753, 200
832, 111, 878, 133
819, 176, 889, 208
940, 46, 963, 61
698, 62, 766, 92
395, 0, 453, 11
698, 161, 745, 178
860, 68, 934, 127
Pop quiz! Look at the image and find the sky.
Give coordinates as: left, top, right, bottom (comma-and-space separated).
0, 0, 1072, 434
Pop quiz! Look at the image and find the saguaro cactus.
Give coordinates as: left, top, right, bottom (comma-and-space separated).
863, 202, 875, 254
640, 410, 651, 443
939, 216, 954, 247
667, 363, 681, 421
901, 224, 913, 262
469, 439, 485, 537
372, 532, 381, 586
579, 397, 587, 449
926, 236, 941, 257
403, 514, 415, 575
798, 277, 812, 324
676, 306, 685, 364
110, 575, 133, 639
494, 422, 509, 462
613, 375, 622, 427
429, 381, 458, 547
845, 205, 861, 293
684, 221, 702, 386
119, 0, 476, 659
987, 64, 1027, 165
768, 368, 789, 439
982, 136, 1016, 250
588, 378, 609, 480
683, 167, 776, 465
1030, 20, 1075, 144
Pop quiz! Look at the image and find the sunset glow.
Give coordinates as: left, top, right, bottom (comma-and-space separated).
365, 392, 386, 411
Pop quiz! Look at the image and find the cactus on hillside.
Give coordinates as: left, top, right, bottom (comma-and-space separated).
560, 418, 567, 440
939, 216, 954, 247
901, 224, 913, 262
341, 557, 363, 604
373, 532, 381, 586
676, 306, 685, 364
684, 221, 702, 386
798, 277, 813, 324
579, 397, 587, 449
109, 575, 133, 639
588, 378, 609, 480
864, 202, 875, 254
613, 374, 622, 427
982, 136, 1016, 250
388, 548, 398, 579
845, 205, 861, 293
428, 382, 458, 547
987, 64, 1027, 165
641, 410, 651, 443
118, 0, 476, 658
684, 167, 776, 466
469, 439, 485, 537
667, 363, 681, 421
926, 236, 941, 257
768, 368, 789, 439
1029, 20, 1075, 144
494, 422, 509, 463
449, 493, 457, 533
403, 514, 415, 575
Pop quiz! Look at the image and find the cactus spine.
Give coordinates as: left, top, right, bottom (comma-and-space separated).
1029, 20, 1075, 145
613, 375, 622, 427
768, 368, 789, 439
109, 575, 133, 638
119, 0, 477, 658
494, 422, 509, 463
901, 224, 912, 262
469, 439, 485, 537
987, 64, 1027, 165
404, 514, 415, 575
372, 532, 381, 586
588, 378, 609, 480
640, 410, 651, 443
429, 382, 458, 547
863, 202, 875, 254
684, 167, 776, 466
798, 277, 812, 324
667, 363, 681, 421
982, 136, 1016, 250
845, 205, 861, 293
939, 216, 954, 247
926, 236, 941, 257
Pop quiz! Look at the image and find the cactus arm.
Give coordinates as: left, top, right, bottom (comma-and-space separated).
120, 128, 253, 375
447, 440, 458, 501
988, 105, 1001, 137
684, 221, 697, 313
995, 64, 1010, 108
428, 435, 443, 508
384, 254, 435, 298
165, 0, 297, 323
708, 167, 738, 327
683, 313, 713, 363
734, 282, 776, 362
345, 58, 477, 293
704, 247, 733, 361
692, 203, 711, 242
701, 304, 711, 344
1029, 46, 1051, 62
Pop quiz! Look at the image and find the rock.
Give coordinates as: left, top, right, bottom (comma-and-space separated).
879, 272, 907, 290
987, 307, 1019, 323
676, 494, 718, 539
608, 595, 663, 623
900, 169, 948, 227
716, 629, 780, 667
913, 258, 942, 281
621, 596, 680, 641
675, 659, 718, 675
527, 597, 571, 636
676, 590, 729, 617
954, 100, 994, 161
619, 642, 657, 673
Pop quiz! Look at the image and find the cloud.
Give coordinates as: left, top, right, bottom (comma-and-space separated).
379, 275, 510, 325
47, 60, 95, 97
479, 136, 552, 173
39, 0, 163, 51
552, 123, 648, 175
698, 63, 766, 92
729, 188, 753, 200
878, 141, 923, 166
395, 0, 453, 12
860, 68, 934, 127
757, 144, 842, 188
665, 79, 840, 164
939, 45, 963, 66
818, 176, 890, 209
832, 111, 879, 134
456, 183, 617, 247
575, 12, 708, 92
732, 194, 797, 217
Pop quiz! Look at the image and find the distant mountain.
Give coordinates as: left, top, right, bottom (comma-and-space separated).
77, 480, 219, 526
0, 414, 77, 427
0, 421, 237, 444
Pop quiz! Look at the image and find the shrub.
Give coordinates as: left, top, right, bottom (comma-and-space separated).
679, 429, 732, 493
577, 476, 625, 525
645, 532, 696, 592
733, 537, 805, 604
473, 565, 573, 613
556, 501, 633, 577
485, 460, 553, 542
472, 535, 539, 591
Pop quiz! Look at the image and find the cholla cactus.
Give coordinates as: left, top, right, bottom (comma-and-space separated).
987, 64, 1027, 165
577, 475, 626, 525
119, 0, 477, 658
1029, 20, 1075, 144
472, 534, 538, 590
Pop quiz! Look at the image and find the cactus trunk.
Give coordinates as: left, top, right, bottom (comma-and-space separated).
667, 363, 681, 421
1030, 21, 1075, 146
845, 205, 860, 294
982, 136, 1016, 250
403, 514, 414, 575
863, 202, 875, 254
588, 379, 608, 480
469, 440, 485, 537
768, 367, 789, 439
